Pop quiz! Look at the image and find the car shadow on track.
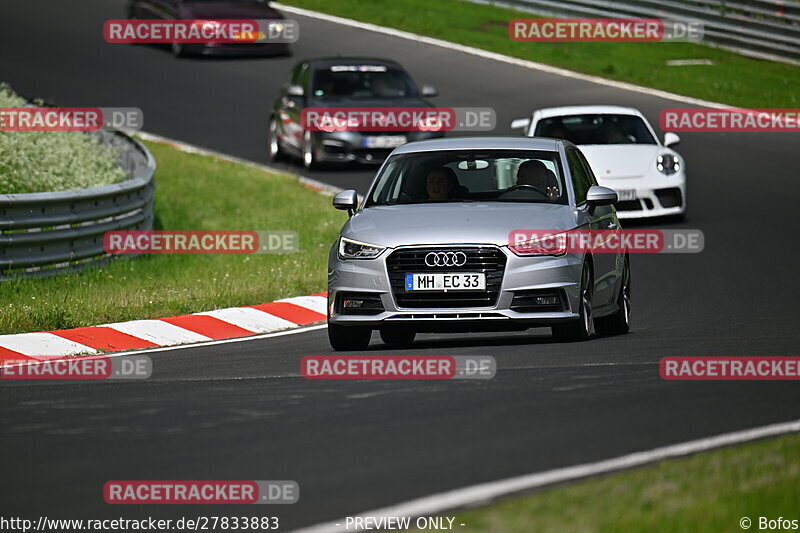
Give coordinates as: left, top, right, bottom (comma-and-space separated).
371, 330, 556, 351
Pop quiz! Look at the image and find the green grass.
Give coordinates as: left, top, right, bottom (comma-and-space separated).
279, 0, 799, 108
0, 84, 125, 194
422, 432, 800, 533
0, 140, 346, 335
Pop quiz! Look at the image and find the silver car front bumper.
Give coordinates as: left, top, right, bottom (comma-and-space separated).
328, 244, 584, 331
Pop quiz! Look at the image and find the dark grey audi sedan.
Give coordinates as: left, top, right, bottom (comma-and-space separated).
326, 137, 631, 350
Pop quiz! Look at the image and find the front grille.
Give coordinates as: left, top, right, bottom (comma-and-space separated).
386, 246, 507, 309
655, 188, 683, 208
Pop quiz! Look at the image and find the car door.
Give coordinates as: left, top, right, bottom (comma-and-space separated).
278, 62, 309, 153
567, 147, 617, 307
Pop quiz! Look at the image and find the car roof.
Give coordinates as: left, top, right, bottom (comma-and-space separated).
307, 57, 403, 69
535, 105, 644, 119
393, 136, 566, 154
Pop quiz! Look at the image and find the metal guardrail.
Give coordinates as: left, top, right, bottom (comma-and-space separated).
484, 0, 800, 64
0, 131, 156, 280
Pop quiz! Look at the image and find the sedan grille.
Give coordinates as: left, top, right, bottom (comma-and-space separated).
386, 246, 506, 308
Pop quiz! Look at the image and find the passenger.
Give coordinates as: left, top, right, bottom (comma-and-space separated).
315, 72, 335, 97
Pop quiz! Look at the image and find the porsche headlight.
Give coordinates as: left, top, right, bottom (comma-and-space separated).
656, 154, 681, 175
338, 237, 386, 260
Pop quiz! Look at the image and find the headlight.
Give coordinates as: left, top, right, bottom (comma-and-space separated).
656, 154, 680, 175
508, 231, 567, 256
338, 237, 386, 260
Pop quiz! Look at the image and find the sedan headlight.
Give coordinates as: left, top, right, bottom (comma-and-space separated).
508, 231, 567, 256
338, 237, 386, 260
656, 154, 681, 175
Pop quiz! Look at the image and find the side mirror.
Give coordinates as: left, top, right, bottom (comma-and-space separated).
664, 132, 680, 147
420, 85, 438, 97
586, 185, 618, 207
333, 189, 359, 216
510, 118, 531, 133
286, 84, 304, 97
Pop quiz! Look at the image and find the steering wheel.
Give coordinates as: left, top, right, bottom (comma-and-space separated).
504, 184, 547, 196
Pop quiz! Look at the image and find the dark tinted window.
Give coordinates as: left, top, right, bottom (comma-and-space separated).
535, 114, 656, 145
310, 66, 418, 99
567, 149, 592, 204
575, 150, 599, 186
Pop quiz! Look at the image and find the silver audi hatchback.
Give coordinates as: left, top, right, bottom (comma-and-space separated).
326, 137, 631, 350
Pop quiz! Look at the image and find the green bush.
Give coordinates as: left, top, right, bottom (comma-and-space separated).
0, 84, 125, 194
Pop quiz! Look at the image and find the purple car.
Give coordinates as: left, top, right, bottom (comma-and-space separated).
125, 0, 291, 57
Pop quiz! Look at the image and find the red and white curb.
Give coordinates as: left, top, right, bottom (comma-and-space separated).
0, 292, 328, 363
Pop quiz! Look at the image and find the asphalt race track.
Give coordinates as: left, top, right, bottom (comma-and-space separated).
2, 1, 800, 530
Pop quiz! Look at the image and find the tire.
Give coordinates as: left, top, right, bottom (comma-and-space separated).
268, 117, 286, 161
302, 130, 320, 170
328, 322, 371, 351
379, 327, 416, 347
552, 262, 592, 342
171, 41, 186, 58
594, 257, 631, 336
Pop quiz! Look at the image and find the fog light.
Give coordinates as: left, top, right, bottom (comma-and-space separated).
343, 299, 364, 309
534, 296, 560, 306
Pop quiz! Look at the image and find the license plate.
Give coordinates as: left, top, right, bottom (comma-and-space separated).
363, 135, 406, 149
616, 189, 637, 201
405, 273, 486, 291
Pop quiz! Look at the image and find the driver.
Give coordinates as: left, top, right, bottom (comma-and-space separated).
516, 160, 560, 199
370, 73, 391, 98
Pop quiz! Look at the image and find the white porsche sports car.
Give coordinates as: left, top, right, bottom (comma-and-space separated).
512, 106, 686, 220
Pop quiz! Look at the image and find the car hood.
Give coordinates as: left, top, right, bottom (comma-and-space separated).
182, 1, 283, 19
578, 144, 662, 179
342, 203, 578, 248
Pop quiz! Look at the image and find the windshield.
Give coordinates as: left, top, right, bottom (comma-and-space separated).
311, 66, 419, 100
534, 114, 657, 145
366, 150, 568, 207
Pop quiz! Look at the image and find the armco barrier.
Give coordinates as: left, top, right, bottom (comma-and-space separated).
0, 131, 156, 280
486, 0, 800, 64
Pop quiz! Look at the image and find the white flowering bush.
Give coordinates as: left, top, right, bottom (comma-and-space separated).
0, 84, 125, 194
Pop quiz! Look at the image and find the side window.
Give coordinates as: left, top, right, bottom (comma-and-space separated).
566, 149, 592, 204
575, 150, 599, 186
289, 63, 306, 86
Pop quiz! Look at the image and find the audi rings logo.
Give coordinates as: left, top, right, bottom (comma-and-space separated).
425, 251, 467, 267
